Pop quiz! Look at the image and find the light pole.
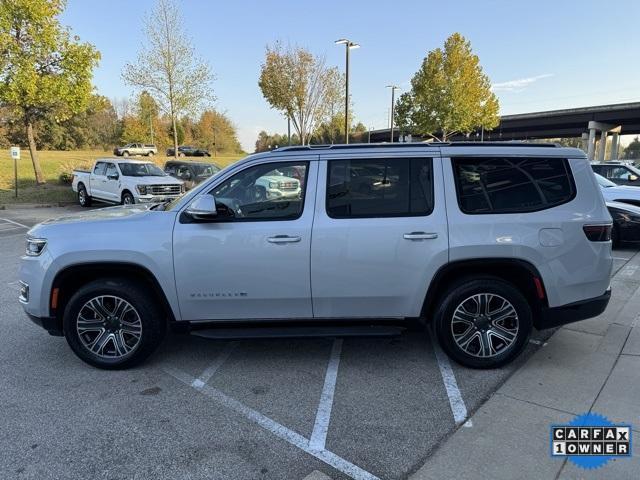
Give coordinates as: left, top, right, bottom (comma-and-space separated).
386, 85, 399, 143
335, 38, 359, 144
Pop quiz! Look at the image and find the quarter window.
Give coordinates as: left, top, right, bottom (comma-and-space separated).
452, 157, 575, 214
210, 161, 309, 221
326, 158, 434, 218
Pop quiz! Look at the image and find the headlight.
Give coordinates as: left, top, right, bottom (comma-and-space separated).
269, 181, 280, 189
136, 185, 148, 195
26, 237, 47, 256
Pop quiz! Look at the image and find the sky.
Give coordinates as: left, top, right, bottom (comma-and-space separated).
61, 0, 640, 151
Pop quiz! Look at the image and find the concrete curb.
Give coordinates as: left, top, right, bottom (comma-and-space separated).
0, 202, 76, 210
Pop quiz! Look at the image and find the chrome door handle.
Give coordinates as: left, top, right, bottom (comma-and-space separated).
267, 235, 301, 244
403, 232, 438, 240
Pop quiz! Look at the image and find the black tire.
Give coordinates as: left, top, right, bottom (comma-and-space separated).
122, 151, 129, 157
63, 278, 166, 369
433, 277, 532, 369
78, 183, 92, 207
122, 191, 135, 205
147, 151, 155, 157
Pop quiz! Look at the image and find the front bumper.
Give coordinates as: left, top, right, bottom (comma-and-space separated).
136, 194, 182, 203
25, 312, 63, 336
535, 288, 611, 330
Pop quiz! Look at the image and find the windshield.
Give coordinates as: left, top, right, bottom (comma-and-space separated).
119, 162, 167, 177
595, 173, 617, 188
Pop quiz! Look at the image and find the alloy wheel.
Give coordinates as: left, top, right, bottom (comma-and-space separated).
450, 293, 519, 358
76, 295, 142, 359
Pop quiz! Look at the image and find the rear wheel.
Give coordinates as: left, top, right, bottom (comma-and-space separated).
433, 277, 532, 369
147, 151, 155, 157
122, 151, 129, 157
78, 184, 92, 207
63, 278, 166, 369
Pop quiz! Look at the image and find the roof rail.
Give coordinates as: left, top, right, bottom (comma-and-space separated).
272, 141, 560, 152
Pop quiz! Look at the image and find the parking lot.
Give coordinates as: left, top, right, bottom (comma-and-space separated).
0, 207, 637, 480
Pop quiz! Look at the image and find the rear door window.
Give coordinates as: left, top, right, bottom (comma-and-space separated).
93, 162, 106, 176
326, 158, 434, 218
452, 157, 576, 214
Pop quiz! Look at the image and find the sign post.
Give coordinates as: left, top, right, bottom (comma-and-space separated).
10, 146, 20, 198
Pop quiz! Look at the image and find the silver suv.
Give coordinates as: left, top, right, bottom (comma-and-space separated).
19, 143, 613, 369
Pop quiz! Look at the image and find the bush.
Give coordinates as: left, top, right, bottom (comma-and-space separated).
58, 160, 88, 185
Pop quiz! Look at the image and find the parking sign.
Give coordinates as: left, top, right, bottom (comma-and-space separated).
10, 146, 20, 160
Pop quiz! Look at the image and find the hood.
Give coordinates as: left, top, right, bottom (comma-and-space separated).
126, 175, 183, 186
30, 205, 155, 234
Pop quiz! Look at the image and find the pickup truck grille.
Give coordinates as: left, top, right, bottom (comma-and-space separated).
280, 181, 298, 190
149, 184, 182, 195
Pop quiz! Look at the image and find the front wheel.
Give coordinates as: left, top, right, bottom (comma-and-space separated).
147, 151, 155, 157
122, 192, 135, 205
63, 278, 166, 369
433, 277, 532, 369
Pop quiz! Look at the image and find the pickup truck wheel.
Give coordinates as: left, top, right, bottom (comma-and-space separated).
63, 278, 166, 369
433, 277, 532, 369
122, 151, 129, 157
122, 192, 135, 205
78, 184, 92, 207
147, 151, 155, 157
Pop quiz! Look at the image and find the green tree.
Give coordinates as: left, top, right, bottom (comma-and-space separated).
123, 0, 214, 158
195, 110, 242, 154
625, 137, 640, 160
0, 0, 100, 184
137, 91, 159, 144
259, 43, 343, 145
395, 33, 499, 141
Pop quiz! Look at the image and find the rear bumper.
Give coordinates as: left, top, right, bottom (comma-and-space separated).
26, 312, 63, 336
535, 288, 611, 330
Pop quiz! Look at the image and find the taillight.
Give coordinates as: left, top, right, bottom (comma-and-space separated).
583, 224, 612, 242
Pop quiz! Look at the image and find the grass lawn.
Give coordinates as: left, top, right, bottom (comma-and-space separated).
0, 149, 245, 206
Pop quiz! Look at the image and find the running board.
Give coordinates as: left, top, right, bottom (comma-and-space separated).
190, 325, 405, 340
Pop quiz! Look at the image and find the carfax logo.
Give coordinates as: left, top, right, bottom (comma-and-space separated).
551, 412, 632, 470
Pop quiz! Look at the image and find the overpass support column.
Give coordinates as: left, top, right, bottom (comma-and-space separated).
598, 132, 607, 162
610, 132, 620, 160
581, 133, 589, 153
587, 126, 597, 161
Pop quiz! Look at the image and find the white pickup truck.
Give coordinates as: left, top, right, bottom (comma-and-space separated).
72, 158, 184, 206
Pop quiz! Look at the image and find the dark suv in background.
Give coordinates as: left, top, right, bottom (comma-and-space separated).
164, 160, 221, 190
166, 146, 211, 157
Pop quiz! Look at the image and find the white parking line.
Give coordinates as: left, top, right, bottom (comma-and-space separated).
164, 366, 379, 480
430, 333, 469, 426
191, 341, 239, 388
0, 218, 29, 229
309, 339, 343, 451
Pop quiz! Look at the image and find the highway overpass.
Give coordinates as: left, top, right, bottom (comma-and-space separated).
367, 102, 640, 160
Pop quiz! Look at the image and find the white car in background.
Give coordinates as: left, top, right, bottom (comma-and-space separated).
596, 173, 640, 207
256, 172, 301, 199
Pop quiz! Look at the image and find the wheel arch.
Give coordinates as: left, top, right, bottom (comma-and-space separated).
421, 258, 548, 323
50, 262, 176, 325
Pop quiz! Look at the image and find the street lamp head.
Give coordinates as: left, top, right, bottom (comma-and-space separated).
386, 84, 400, 90
335, 39, 359, 48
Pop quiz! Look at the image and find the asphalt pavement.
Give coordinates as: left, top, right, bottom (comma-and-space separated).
0, 206, 635, 480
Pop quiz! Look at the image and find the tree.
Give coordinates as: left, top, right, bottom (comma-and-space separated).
0, 0, 100, 184
259, 43, 343, 145
195, 110, 242, 154
137, 91, 159, 144
254, 130, 299, 153
625, 137, 640, 160
123, 0, 214, 158
395, 33, 499, 141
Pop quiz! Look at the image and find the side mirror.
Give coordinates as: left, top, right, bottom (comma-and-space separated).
184, 194, 218, 221
629, 175, 638, 182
